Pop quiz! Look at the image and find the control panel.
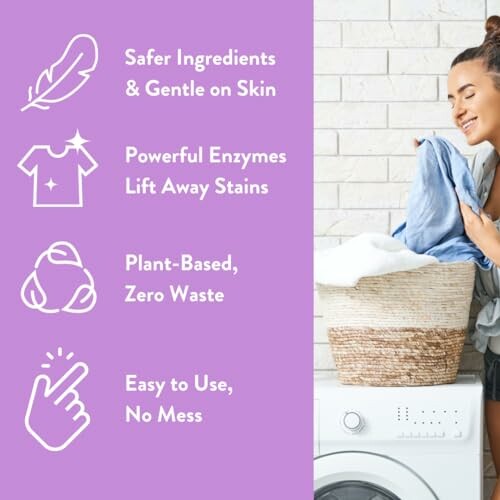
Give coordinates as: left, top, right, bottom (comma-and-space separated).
394, 405, 466, 440
314, 374, 481, 448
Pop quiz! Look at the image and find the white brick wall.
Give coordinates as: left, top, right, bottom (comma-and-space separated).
314, 22, 341, 47
315, 48, 387, 74
314, 0, 389, 20
314, 76, 341, 101
388, 102, 452, 127
388, 156, 416, 181
314, 2, 496, 496
315, 102, 387, 127
438, 75, 451, 100
339, 182, 410, 208
314, 209, 389, 235
315, 156, 388, 181
314, 129, 338, 154
489, 0, 500, 17
389, 48, 461, 73
342, 75, 437, 101
342, 22, 438, 47
440, 22, 485, 47
390, 0, 484, 20
339, 129, 427, 154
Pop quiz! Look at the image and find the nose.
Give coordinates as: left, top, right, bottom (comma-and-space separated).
452, 100, 467, 124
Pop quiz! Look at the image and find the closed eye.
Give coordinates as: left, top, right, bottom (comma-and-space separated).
451, 93, 475, 108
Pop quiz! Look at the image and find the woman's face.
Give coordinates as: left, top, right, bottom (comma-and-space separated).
448, 59, 500, 146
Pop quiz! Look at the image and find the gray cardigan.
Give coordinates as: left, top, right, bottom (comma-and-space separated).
469, 146, 500, 352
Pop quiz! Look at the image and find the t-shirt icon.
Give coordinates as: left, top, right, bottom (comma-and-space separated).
18, 135, 98, 207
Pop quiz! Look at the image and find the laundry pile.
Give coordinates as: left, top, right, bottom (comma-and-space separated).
314, 232, 437, 286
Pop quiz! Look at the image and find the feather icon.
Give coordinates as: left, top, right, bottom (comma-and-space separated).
21, 33, 98, 112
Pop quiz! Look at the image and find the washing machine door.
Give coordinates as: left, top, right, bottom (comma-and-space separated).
314, 451, 438, 500
315, 480, 402, 499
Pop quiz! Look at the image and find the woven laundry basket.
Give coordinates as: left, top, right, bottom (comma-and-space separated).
317, 262, 476, 386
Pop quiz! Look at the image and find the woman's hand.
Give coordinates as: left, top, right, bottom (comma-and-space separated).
459, 201, 500, 265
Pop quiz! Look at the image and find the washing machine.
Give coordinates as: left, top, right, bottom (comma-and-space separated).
314, 374, 483, 500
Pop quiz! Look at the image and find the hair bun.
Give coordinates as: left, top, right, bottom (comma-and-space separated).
485, 15, 500, 37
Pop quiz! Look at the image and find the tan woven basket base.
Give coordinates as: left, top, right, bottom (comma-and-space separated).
329, 327, 465, 387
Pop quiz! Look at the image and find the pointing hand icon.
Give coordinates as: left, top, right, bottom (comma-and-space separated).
25, 361, 90, 452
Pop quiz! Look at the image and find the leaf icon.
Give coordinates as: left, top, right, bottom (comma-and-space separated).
21, 34, 98, 112
62, 284, 97, 314
46, 241, 83, 268
20, 271, 49, 310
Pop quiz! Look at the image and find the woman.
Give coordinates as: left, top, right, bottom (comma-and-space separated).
449, 14, 500, 499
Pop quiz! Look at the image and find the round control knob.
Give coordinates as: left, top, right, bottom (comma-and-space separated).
341, 411, 364, 434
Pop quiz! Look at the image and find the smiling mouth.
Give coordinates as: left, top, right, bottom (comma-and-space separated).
461, 117, 477, 134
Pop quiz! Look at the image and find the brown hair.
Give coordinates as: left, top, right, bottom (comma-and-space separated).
451, 15, 500, 89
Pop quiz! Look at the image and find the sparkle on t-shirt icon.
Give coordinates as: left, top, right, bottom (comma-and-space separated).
44, 178, 57, 191
17, 131, 98, 208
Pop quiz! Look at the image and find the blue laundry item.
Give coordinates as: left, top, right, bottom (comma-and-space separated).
392, 136, 492, 270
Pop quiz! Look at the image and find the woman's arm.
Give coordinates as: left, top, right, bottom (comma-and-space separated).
460, 201, 500, 266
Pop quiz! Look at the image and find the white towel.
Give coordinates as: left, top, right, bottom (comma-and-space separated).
314, 232, 438, 287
